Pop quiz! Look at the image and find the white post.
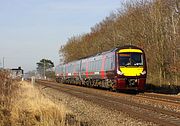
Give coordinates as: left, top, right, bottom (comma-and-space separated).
31, 76, 35, 85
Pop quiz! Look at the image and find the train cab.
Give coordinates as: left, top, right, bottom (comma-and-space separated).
115, 46, 147, 91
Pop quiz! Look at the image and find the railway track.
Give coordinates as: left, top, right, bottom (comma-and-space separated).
137, 93, 180, 105
36, 80, 180, 126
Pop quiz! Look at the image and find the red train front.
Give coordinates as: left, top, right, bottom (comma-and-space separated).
114, 46, 147, 91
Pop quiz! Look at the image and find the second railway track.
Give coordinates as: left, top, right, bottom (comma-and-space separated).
36, 80, 180, 126
137, 93, 180, 105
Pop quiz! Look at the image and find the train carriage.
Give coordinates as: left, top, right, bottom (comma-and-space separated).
55, 64, 65, 82
55, 45, 147, 91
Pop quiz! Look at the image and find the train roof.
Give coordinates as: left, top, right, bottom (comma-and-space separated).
57, 45, 143, 66
115, 45, 143, 50
92, 45, 143, 56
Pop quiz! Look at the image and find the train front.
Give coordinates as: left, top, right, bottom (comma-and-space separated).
115, 47, 147, 91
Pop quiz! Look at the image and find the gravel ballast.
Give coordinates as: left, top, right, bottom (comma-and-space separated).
37, 84, 157, 126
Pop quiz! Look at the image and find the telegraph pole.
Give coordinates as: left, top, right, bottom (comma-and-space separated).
2, 57, 5, 68
43, 59, 46, 79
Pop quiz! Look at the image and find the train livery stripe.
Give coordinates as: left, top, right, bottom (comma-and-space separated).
101, 55, 106, 79
73, 63, 77, 77
119, 49, 142, 53
86, 60, 89, 78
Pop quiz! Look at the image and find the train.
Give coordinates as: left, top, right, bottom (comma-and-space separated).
55, 45, 147, 91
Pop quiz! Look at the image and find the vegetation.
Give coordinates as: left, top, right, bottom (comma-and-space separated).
0, 70, 79, 126
0, 69, 16, 125
11, 81, 67, 126
60, 0, 180, 86
36, 59, 55, 79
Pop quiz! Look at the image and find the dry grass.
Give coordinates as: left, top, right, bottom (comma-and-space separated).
0, 70, 83, 126
0, 69, 16, 126
10, 81, 68, 126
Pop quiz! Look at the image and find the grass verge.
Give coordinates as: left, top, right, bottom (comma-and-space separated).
11, 81, 71, 126
0, 69, 83, 126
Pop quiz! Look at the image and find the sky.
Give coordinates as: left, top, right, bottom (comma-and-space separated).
0, 0, 124, 72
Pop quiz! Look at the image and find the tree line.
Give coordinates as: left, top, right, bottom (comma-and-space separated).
59, 0, 180, 86
36, 59, 55, 79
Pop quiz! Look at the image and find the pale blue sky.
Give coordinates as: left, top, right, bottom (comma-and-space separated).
0, 0, 124, 72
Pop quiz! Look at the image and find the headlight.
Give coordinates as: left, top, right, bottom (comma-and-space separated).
141, 70, 146, 75
117, 70, 124, 75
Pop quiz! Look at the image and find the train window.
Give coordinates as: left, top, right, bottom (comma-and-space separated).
70, 64, 73, 73
88, 61, 90, 72
66, 65, 68, 73
68, 65, 70, 73
71, 65, 73, 73
105, 58, 108, 71
111, 62, 113, 69
98, 60, 102, 71
94, 61, 96, 71
95, 60, 99, 71
94, 60, 97, 71
94, 59, 102, 71
105, 58, 110, 71
76, 63, 80, 72
92, 61, 95, 72
109, 58, 112, 70
81, 63, 84, 72
81, 61, 86, 72
90, 61, 93, 72
90, 61, 92, 71
119, 53, 143, 66
89, 61, 92, 72
69, 65, 70, 73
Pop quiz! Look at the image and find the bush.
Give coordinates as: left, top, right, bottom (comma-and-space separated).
0, 69, 19, 126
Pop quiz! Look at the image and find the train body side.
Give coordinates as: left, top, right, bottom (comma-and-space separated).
79, 51, 116, 88
55, 45, 147, 91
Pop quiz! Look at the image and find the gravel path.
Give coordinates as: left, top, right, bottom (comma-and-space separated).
37, 85, 157, 126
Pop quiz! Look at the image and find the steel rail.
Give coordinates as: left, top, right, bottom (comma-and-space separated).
36, 80, 180, 126
137, 93, 180, 104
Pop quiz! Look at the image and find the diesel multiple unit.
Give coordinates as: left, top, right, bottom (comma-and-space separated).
55, 45, 147, 91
